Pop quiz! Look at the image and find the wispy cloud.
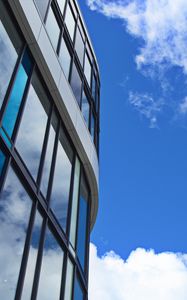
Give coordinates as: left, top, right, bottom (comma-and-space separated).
179, 97, 187, 114
89, 243, 187, 300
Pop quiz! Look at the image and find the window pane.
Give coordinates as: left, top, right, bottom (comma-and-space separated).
46, 6, 60, 50
34, 0, 49, 20
59, 37, 71, 79
0, 167, 32, 300
69, 157, 80, 247
21, 211, 43, 300
65, 4, 75, 41
84, 52, 91, 86
75, 27, 84, 66
91, 113, 95, 143
92, 73, 96, 101
0, 150, 6, 177
76, 174, 89, 271
40, 112, 57, 198
1, 50, 32, 144
73, 275, 84, 300
16, 71, 49, 180
37, 228, 64, 300
50, 128, 73, 231
81, 92, 90, 128
70, 63, 82, 105
64, 259, 74, 300
57, 0, 65, 15
0, 1, 23, 109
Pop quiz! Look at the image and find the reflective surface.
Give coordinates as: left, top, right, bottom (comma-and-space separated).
64, 258, 74, 300
84, 52, 91, 86
46, 6, 60, 50
74, 275, 84, 300
65, 4, 75, 41
75, 26, 84, 66
0, 167, 32, 299
59, 37, 71, 79
81, 92, 90, 128
70, 63, 82, 105
34, 0, 49, 20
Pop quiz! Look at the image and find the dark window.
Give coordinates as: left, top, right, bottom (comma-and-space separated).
34, 0, 49, 20
92, 73, 96, 101
75, 26, 84, 66
16, 71, 50, 181
70, 63, 82, 105
59, 37, 71, 79
91, 112, 95, 143
37, 227, 64, 300
0, 167, 32, 299
50, 127, 73, 232
73, 274, 84, 300
0, 1, 23, 109
81, 92, 90, 128
76, 173, 89, 271
45, 6, 60, 50
65, 4, 75, 41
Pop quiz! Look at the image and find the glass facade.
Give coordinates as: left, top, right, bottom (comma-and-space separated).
0, 1, 100, 299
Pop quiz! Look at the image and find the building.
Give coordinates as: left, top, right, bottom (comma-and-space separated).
0, 0, 100, 299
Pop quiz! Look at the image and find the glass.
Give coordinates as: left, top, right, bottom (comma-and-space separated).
92, 73, 96, 101
81, 92, 90, 128
69, 157, 80, 247
21, 211, 43, 300
34, 0, 49, 20
50, 127, 73, 231
40, 112, 57, 198
64, 259, 74, 300
84, 52, 91, 86
91, 113, 95, 143
0, 1, 23, 109
45, 6, 60, 50
0, 151, 6, 176
75, 27, 84, 66
16, 71, 49, 181
70, 63, 82, 105
57, 0, 66, 15
37, 228, 64, 300
59, 37, 71, 79
76, 174, 89, 271
73, 275, 84, 300
0, 167, 32, 300
1, 50, 32, 144
65, 4, 75, 41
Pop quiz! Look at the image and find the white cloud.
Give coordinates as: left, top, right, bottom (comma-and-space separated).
87, 0, 187, 73
89, 243, 187, 300
179, 97, 187, 114
128, 92, 163, 128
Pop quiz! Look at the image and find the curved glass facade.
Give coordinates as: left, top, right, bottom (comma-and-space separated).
0, 0, 100, 299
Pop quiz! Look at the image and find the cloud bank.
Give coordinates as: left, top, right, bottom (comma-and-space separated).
89, 243, 187, 300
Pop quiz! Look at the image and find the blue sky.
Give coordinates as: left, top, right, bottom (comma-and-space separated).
78, 1, 187, 299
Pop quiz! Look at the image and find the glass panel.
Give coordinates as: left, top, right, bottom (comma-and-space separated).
45, 6, 60, 50
69, 157, 80, 247
16, 71, 49, 181
0, 167, 32, 300
34, 0, 49, 20
70, 63, 82, 105
64, 258, 74, 300
75, 27, 84, 66
50, 127, 73, 231
73, 275, 84, 300
0, 151, 6, 176
84, 52, 91, 86
0, 1, 23, 109
81, 92, 90, 128
57, 0, 66, 15
77, 174, 89, 271
65, 4, 75, 41
92, 73, 96, 101
91, 113, 95, 143
40, 112, 57, 198
37, 228, 64, 300
2, 50, 32, 143
21, 211, 43, 300
59, 37, 71, 79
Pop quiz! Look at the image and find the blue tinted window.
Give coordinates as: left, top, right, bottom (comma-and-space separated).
73, 275, 84, 300
0, 151, 5, 176
2, 50, 32, 141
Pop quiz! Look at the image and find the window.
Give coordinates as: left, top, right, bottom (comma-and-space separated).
59, 37, 71, 79
84, 52, 91, 86
57, 0, 66, 15
16, 71, 50, 181
91, 112, 95, 143
92, 73, 96, 101
0, 167, 32, 300
75, 26, 85, 66
73, 274, 84, 300
64, 258, 74, 300
70, 63, 82, 105
0, 1, 23, 109
45, 6, 60, 50
37, 228, 64, 300
76, 173, 89, 271
81, 92, 90, 128
34, 0, 49, 20
50, 127, 73, 232
65, 4, 75, 41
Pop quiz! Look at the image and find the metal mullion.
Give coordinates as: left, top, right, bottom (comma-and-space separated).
30, 218, 47, 300
43, 0, 52, 24
15, 202, 37, 300
59, 249, 68, 300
